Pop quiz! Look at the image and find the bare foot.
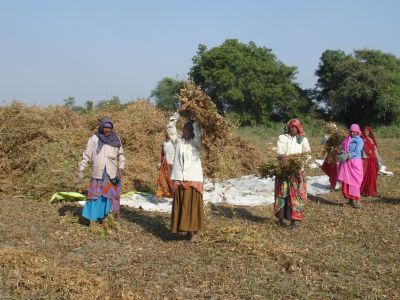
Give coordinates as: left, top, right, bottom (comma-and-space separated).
276, 219, 286, 227
190, 233, 199, 242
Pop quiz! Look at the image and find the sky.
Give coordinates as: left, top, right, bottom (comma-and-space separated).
0, 0, 399, 106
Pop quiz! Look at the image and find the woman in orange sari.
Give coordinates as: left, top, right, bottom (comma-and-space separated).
156, 133, 175, 198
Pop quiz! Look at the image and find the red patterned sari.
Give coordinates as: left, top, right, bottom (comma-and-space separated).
274, 172, 307, 221
360, 133, 378, 196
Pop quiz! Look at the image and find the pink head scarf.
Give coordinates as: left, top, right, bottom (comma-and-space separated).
349, 124, 361, 135
342, 124, 361, 152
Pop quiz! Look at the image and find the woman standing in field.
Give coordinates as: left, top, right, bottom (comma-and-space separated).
337, 124, 364, 208
360, 126, 379, 196
155, 133, 175, 198
167, 104, 204, 242
76, 118, 125, 223
274, 119, 311, 229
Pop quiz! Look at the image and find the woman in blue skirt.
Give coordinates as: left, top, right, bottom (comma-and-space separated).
76, 118, 125, 223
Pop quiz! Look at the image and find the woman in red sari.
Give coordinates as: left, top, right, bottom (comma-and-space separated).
360, 126, 379, 196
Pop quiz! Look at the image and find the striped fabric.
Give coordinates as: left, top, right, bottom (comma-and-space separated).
87, 170, 121, 212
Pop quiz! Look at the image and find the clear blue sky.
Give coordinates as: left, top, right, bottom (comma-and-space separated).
1, 0, 399, 105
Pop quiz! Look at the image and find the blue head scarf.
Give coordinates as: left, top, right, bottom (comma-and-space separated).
96, 118, 121, 151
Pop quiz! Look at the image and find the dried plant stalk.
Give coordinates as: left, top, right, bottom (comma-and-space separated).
259, 152, 310, 179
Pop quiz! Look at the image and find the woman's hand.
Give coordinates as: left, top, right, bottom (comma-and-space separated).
278, 155, 287, 163
177, 102, 190, 113
75, 171, 83, 184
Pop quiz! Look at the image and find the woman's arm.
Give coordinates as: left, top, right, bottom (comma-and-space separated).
347, 137, 364, 158
166, 112, 179, 143
117, 143, 125, 170
192, 122, 202, 150
276, 135, 288, 156
78, 135, 96, 171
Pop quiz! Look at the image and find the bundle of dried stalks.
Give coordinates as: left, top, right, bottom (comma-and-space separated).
178, 81, 262, 179
322, 122, 347, 159
259, 152, 310, 179
178, 81, 231, 142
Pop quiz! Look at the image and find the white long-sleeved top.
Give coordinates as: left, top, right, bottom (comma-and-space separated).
78, 135, 125, 179
276, 134, 311, 156
163, 140, 175, 165
167, 112, 203, 182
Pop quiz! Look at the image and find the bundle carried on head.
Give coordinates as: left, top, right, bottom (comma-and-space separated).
322, 122, 346, 159
177, 81, 231, 143
177, 81, 262, 178
259, 152, 310, 179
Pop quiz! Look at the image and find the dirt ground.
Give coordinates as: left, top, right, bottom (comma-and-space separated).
1, 172, 400, 299
1, 111, 400, 300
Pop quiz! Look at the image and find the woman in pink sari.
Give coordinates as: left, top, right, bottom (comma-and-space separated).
337, 124, 364, 208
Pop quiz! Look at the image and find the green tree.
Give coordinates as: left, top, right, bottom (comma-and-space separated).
85, 100, 94, 112
63, 96, 85, 113
189, 39, 302, 124
63, 96, 76, 108
150, 77, 183, 110
315, 49, 400, 124
95, 96, 123, 110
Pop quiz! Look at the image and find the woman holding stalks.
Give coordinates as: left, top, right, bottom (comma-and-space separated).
76, 118, 125, 223
274, 119, 311, 229
337, 124, 364, 208
167, 103, 204, 242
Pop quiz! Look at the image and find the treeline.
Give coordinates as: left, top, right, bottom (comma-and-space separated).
63, 96, 135, 113
65, 39, 400, 127
151, 39, 400, 127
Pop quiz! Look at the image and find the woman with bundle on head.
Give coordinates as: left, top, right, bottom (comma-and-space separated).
360, 126, 379, 196
167, 103, 204, 242
155, 132, 175, 198
274, 119, 311, 229
76, 118, 125, 224
337, 124, 364, 208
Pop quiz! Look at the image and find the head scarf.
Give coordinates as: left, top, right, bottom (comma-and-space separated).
342, 124, 361, 152
96, 118, 121, 151
286, 118, 304, 135
349, 124, 361, 135
362, 126, 378, 147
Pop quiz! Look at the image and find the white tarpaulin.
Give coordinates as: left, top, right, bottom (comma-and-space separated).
86, 174, 333, 213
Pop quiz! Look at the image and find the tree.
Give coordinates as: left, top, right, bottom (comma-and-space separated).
95, 96, 123, 110
85, 100, 94, 112
189, 39, 302, 124
63, 96, 76, 108
150, 77, 183, 110
315, 49, 400, 125
63, 96, 85, 113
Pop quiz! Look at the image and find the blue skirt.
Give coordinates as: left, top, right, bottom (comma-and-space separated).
82, 195, 112, 222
